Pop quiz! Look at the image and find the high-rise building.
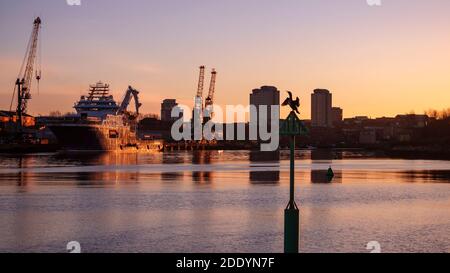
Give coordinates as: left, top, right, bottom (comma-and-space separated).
161, 99, 178, 122
250, 86, 280, 139
331, 107, 343, 126
311, 89, 332, 127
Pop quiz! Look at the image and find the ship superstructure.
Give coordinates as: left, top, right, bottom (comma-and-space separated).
74, 82, 120, 119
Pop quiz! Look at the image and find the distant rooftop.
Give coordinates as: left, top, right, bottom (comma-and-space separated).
313, 89, 330, 94
252, 86, 279, 94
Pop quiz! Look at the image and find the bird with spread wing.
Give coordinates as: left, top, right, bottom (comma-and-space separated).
282, 91, 300, 114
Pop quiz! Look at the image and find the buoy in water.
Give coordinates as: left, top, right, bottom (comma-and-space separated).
326, 166, 335, 182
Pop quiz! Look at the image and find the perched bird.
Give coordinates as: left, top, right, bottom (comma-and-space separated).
282, 91, 300, 114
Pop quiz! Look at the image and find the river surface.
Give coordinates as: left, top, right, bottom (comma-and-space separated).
0, 150, 449, 253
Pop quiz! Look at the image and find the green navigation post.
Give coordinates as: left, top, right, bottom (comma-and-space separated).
280, 93, 308, 253
284, 132, 299, 253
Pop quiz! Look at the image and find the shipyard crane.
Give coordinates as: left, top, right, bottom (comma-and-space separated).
194, 65, 206, 113
118, 86, 142, 117
192, 66, 206, 130
11, 17, 42, 130
203, 69, 217, 123
196, 65, 206, 99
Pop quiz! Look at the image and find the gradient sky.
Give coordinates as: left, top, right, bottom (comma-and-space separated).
1, 0, 450, 120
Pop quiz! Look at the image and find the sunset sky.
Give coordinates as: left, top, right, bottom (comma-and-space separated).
1, 0, 450, 120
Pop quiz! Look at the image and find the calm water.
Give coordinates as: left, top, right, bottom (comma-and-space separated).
0, 150, 449, 253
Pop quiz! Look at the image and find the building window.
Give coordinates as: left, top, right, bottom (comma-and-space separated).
109, 130, 119, 139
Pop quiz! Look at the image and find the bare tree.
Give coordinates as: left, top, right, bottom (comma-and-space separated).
48, 111, 62, 117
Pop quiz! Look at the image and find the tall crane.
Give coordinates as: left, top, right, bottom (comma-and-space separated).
192, 66, 218, 141
196, 65, 206, 99
12, 17, 42, 131
193, 66, 206, 131
203, 69, 217, 123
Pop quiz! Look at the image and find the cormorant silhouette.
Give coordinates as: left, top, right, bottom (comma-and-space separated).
282, 91, 300, 114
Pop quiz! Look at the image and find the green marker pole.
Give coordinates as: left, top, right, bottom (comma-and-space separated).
284, 134, 299, 253
289, 135, 295, 202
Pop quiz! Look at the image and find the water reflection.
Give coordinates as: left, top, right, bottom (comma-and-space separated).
16, 157, 33, 191
55, 153, 141, 186
0, 153, 145, 187
401, 170, 450, 183
192, 151, 214, 184
310, 149, 342, 184
0, 156, 35, 191
311, 169, 342, 184
0, 150, 450, 252
249, 151, 280, 184
161, 152, 185, 181
1, 150, 449, 188
310, 149, 343, 161
51, 152, 140, 166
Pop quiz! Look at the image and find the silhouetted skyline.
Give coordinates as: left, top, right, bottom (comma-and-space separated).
1, 0, 450, 120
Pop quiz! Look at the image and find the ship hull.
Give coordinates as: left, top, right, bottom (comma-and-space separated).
49, 123, 162, 152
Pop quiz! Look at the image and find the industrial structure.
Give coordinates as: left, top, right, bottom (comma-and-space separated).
0, 17, 49, 152
203, 68, 217, 124
192, 66, 218, 140
47, 82, 162, 152
73, 82, 141, 119
11, 17, 42, 132
192, 66, 206, 130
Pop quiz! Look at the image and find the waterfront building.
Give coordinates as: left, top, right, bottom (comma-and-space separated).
250, 86, 280, 140
0, 111, 35, 134
311, 89, 332, 127
331, 107, 343, 126
161, 99, 179, 122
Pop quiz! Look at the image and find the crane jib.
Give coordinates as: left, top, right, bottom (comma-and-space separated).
14, 17, 42, 130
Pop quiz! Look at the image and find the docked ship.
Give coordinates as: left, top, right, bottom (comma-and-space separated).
48, 82, 162, 152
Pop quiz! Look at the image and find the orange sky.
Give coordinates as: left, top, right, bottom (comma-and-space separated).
1, 0, 450, 121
